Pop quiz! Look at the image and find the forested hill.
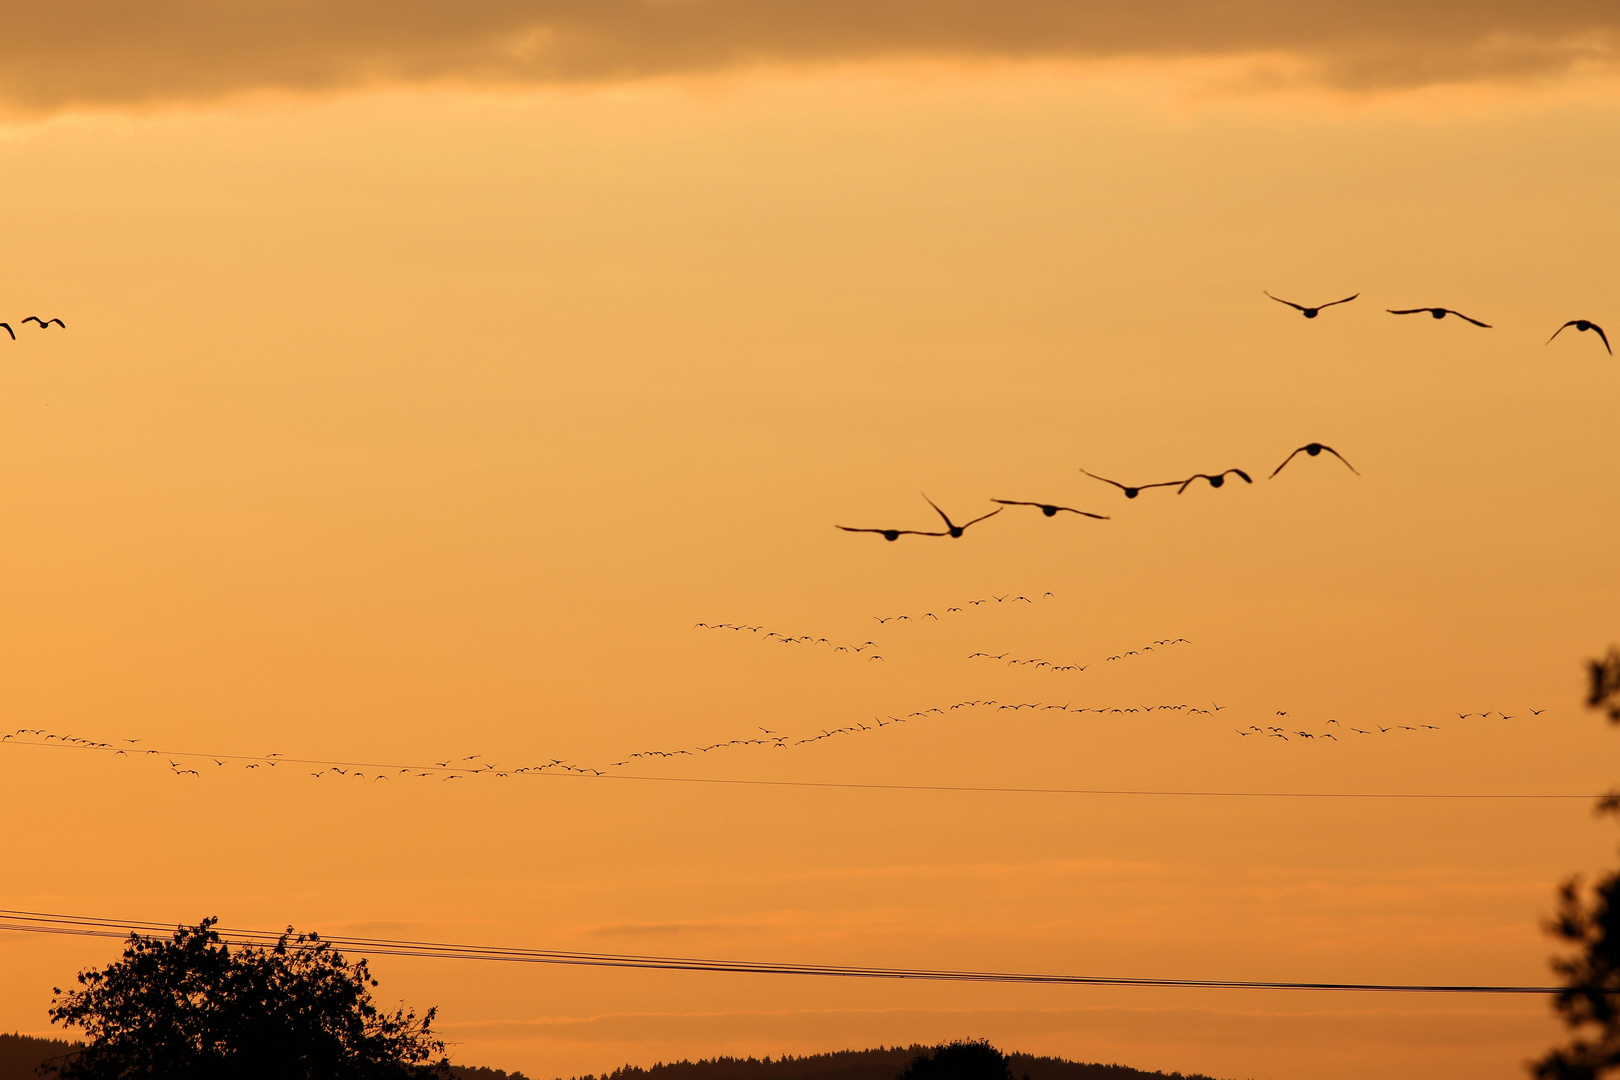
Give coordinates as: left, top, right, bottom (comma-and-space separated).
0, 1033, 531, 1080
0, 1034, 81, 1078
0, 1034, 1225, 1080
572, 1046, 1229, 1080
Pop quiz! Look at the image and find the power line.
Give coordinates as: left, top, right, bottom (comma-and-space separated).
0, 908, 1562, 995
0, 736, 1600, 800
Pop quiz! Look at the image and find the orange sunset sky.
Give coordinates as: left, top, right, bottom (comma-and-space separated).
1, 5, 1619, 1079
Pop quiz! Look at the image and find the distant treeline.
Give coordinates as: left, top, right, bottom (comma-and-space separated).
0, 1034, 82, 1079
566, 1045, 1228, 1080
2, 1032, 1223, 1080
0, 1033, 533, 1080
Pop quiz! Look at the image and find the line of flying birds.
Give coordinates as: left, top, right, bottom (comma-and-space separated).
0, 701, 1550, 785
838, 442, 1356, 539
0, 316, 66, 340
1261, 290, 1610, 354
967, 638, 1192, 673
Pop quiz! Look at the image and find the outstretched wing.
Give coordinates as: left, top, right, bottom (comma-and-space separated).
1078, 468, 1128, 490
1319, 445, 1360, 474
1268, 446, 1307, 479
1319, 293, 1359, 309
1593, 323, 1612, 355
958, 507, 1003, 530
921, 493, 955, 530
0, 323, 12, 340
1263, 291, 1306, 311
992, 499, 1040, 508
1386, 308, 1429, 315
1449, 310, 1492, 328
1227, 469, 1253, 484
1054, 506, 1110, 519
1547, 320, 1577, 345
1175, 474, 1212, 494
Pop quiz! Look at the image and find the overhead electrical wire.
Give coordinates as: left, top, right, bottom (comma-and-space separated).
0, 908, 1564, 995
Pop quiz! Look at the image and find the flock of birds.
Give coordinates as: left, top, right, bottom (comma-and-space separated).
967, 638, 1192, 673
837, 441, 1356, 539
837, 291, 1610, 539
0, 315, 65, 340
0, 688, 1549, 784
3, 291, 1587, 787
1261, 289, 1611, 353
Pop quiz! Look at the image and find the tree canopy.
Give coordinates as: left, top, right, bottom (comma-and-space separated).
47, 917, 449, 1080
896, 1041, 1016, 1080
1535, 649, 1620, 1080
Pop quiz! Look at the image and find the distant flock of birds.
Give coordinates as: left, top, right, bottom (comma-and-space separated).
0, 696, 1551, 784
0, 316, 65, 340
968, 638, 1192, 673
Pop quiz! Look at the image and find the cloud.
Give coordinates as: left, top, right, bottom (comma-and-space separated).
1, 1, 1616, 113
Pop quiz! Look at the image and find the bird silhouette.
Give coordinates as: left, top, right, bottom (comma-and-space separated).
923, 494, 1001, 538
992, 499, 1109, 520
1176, 469, 1252, 493
1387, 306, 1491, 327
1079, 469, 1182, 499
1547, 319, 1611, 355
1264, 291, 1358, 318
837, 524, 946, 542
1269, 443, 1359, 479
21, 317, 65, 329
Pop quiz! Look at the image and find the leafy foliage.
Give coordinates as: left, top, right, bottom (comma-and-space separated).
1534, 651, 1620, 1080
47, 917, 449, 1079
897, 1041, 1014, 1080
1592, 650, 1620, 724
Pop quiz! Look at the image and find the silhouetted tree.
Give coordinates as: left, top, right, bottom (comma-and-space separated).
47, 917, 450, 1079
897, 1041, 1016, 1080
1591, 650, 1620, 724
1534, 649, 1620, 1079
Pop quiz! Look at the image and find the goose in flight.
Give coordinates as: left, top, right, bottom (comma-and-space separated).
1547, 319, 1611, 355
1079, 469, 1182, 499
1269, 443, 1359, 479
991, 499, 1109, 520
1264, 291, 1358, 318
837, 525, 947, 542
1387, 306, 1491, 328
922, 494, 1001, 538
21, 317, 65, 329
1176, 468, 1252, 493
837, 495, 999, 541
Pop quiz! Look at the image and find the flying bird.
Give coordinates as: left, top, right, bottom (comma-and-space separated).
922, 494, 1001, 538
992, 499, 1109, 520
837, 525, 946, 542
1547, 319, 1611, 355
21, 317, 65, 329
1387, 306, 1492, 328
1269, 443, 1360, 479
1176, 469, 1252, 493
1264, 291, 1358, 318
1079, 469, 1182, 499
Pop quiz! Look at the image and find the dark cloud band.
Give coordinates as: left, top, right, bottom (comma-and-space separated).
2, 1, 1615, 111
